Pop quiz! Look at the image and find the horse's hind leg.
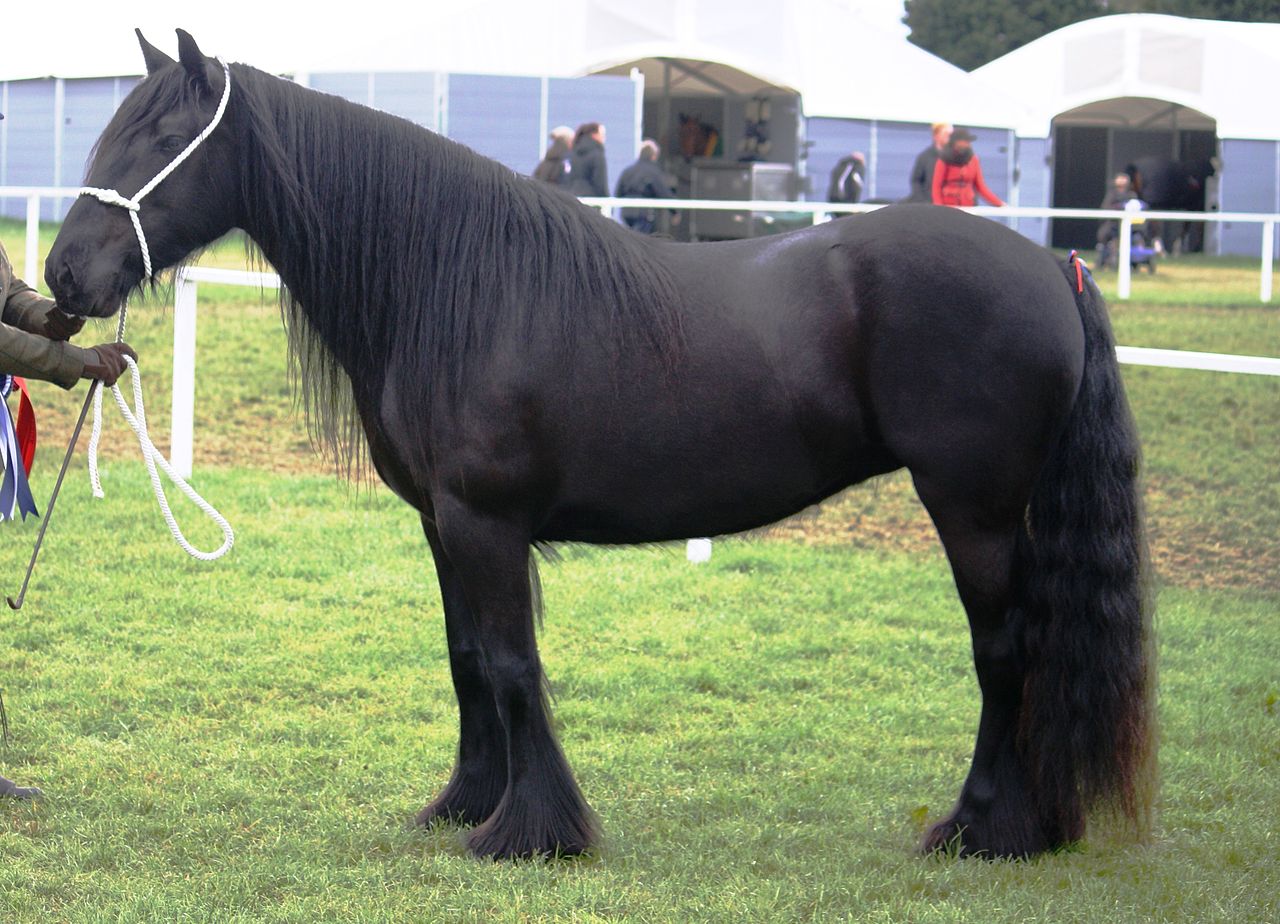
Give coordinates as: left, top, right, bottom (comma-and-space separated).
432, 502, 597, 859
912, 476, 1049, 858
416, 520, 509, 828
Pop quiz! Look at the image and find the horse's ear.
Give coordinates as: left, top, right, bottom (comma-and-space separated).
136, 29, 174, 75
175, 29, 214, 90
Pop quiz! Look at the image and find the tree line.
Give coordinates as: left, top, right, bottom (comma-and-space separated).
904, 0, 1280, 71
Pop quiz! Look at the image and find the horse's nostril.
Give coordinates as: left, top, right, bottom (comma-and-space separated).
46, 252, 80, 299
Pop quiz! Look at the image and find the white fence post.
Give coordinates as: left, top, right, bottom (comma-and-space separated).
1117, 215, 1133, 300
24, 195, 40, 283
1262, 219, 1275, 304
171, 269, 198, 479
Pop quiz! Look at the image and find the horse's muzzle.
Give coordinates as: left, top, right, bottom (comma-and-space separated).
45, 240, 129, 318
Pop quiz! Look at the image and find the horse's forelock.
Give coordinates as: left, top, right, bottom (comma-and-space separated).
89, 65, 213, 172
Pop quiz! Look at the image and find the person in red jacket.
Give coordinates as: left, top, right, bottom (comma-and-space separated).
931, 128, 1004, 208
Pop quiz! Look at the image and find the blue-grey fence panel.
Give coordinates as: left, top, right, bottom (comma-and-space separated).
307, 72, 372, 108
1218, 138, 1279, 257
58, 78, 132, 219
547, 76, 636, 189
873, 121, 932, 202
1015, 136, 1051, 246
369, 72, 439, 129
2, 80, 56, 219
448, 74, 541, 174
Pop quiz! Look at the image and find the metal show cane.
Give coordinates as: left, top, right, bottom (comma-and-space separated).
6, 381, 101, 611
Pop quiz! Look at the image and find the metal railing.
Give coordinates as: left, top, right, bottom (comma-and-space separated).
5, 187, 1277, 302
581, 196, 1277, 304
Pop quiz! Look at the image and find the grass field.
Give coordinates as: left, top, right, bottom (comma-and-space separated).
0, 222, 1277, 921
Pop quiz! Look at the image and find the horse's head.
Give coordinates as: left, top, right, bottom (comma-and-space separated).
47, 29, 241, 317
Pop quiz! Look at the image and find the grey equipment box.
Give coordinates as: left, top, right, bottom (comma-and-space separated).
689, 161, 796, 240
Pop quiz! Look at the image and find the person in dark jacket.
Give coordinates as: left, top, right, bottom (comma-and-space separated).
905, 122, 951, 203
826, 151, 866, 210
532, 125, 574, 186
614, 140, 675, 233
565, 122, 609, 198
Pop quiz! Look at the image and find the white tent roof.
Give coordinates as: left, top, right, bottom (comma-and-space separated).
5, 1, 1028, 131
972, 14, 1280, 140
579, 0, 1031, 129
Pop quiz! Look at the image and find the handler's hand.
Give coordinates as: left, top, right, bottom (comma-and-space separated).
42, 308, 86, 341
82, 342, 138, 386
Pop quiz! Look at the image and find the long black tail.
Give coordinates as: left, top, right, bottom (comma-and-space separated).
1013, 259, 1156, 846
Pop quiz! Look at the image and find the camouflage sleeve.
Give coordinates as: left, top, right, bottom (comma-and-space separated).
0, 319, 86, 389
2, 275, 59, 335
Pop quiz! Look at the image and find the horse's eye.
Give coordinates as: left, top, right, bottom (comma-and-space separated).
158, 135, 187, 153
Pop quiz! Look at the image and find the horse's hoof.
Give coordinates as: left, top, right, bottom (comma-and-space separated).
921, 813, 1048, 860
0, 777, 42, 801
921, 818, 968, 857
415, 795, 491, 830
415, 768, 507, 829
465, 801, 597, 861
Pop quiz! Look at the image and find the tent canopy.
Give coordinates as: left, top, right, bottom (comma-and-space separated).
578, 1, 1030, 128
972, 13, 1280, 139
4, 1, 1028, 131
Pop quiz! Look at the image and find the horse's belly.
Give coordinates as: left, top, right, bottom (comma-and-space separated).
534, 387, 890, 544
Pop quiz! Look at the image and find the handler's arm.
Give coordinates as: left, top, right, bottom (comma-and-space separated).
973, 158, 1005, 208
0, 320, 85, 388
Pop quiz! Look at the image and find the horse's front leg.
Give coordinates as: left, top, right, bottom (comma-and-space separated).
433, 499, 598, 859
416, 518, 509, 828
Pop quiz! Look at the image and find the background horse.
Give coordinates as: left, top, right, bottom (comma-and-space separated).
678, 113, 720, 160
1125, 155, 1216, 253
47, 31, 1155, 861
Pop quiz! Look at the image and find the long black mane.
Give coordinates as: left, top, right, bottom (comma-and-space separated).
97, 62, 684, 470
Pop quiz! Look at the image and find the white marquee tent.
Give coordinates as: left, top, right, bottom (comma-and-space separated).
5, 0, 1027, 129
574, 0, 1030, 128
972, 13, 1280, 141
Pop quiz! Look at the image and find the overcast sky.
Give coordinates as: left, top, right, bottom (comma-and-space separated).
4, 0, 909, 81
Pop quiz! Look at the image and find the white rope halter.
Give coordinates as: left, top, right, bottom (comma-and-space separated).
78, 60, 235, 561
79, 60, 233, 279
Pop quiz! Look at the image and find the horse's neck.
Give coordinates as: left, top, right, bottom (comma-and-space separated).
236, 78, 388, 375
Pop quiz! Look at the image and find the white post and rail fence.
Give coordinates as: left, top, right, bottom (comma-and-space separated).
3, 188, 1277, 490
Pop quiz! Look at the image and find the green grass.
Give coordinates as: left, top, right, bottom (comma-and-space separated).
0, 223, 1277, 921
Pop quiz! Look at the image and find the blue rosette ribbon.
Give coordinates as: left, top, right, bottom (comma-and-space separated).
1, 374, 39, 522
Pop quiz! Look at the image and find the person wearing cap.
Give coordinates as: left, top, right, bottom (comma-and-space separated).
1, 108, 137, 800
614, 139, 676, 234
931, 128, 1005, 208
906, 122, 951, 203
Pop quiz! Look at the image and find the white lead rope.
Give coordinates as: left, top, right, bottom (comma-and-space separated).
87, 351, 234, 561
79, 60, 235, 561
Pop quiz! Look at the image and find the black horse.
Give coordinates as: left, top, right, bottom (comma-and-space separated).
47, 31, 1155, 861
